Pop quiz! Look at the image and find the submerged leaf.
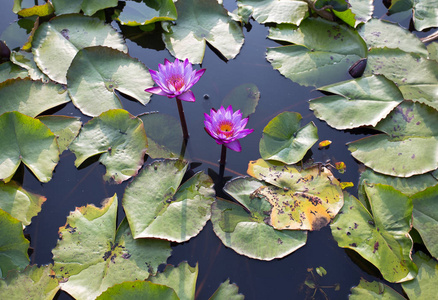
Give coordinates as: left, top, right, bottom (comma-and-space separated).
247, 159, 343, 231
221, 83, 260, 118
69, 109, 147, 183
115, 0, 177, 26
209, 279, 244, 300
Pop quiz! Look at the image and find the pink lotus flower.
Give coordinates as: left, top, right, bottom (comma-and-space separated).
145, 58, 205, 102
204, 106, 254, 152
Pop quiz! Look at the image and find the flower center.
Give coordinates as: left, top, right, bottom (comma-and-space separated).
168, 74, 185, 91
218, 122, 234, 137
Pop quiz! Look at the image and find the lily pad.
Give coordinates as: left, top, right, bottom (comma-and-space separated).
162, 0, 244, 64
0, 264, 59, 299
52, 195, 172, 300
330, 186, 417, 283
10, 51, 48, 82
0, 62, 28, 82
413, 0, 438, 31
32, 14, 127, 84
0, 181, 46, 226
350, 278, 405, 299
115, 0, 177, 26
236, 0, 308, 25
0, 111, 60, 183
211, 177, 307, 260
309, 75, 404, 130
259, 111, 318, 164
332, 0, 373, 28
411, 185, 438, 258
267, 18, 367, 87
52, 0, 118, 16
69, 109, 147, 184
37, 115, 82, 154
67, 46, 154, 117
402, 252, 438, 299
247, 159, 343, 231
149, 262, 197, 300
0, 209, 29, 278
122, 159, 215, 242
221, 83, 260, 118
0, 17, 37, 51
0, 78, 70, 118
428, 42, 438, 61
348, 101, 438, 177
96, 280, 179, 299
15, 1, 55, 18
209, 279, 245, 300
387, 0, 414, 15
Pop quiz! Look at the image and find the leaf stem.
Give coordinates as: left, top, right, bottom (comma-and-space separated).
219, 144, 227, 179
176, 99, 189, 140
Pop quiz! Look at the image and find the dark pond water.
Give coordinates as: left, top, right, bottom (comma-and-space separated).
0, 1, 419, 299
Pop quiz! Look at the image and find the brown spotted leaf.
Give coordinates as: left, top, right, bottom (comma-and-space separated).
247, 159, 343, 231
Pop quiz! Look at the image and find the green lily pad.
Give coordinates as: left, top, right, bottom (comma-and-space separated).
52, 0, 118, 16
413, 0, 438, 31
67, 46, 153, 117
69, 109, 147, 184
350, 278, 405, 299
32, 14, 127, 84
358, 19, 428, 56
96, 280, 178, 299
267, 18, 367, 87
247, 159, 343, 231
37, 116, 82, 154
15, 1, 55, 17
428, 42, 438, 61
387, 0, 414, 15
331, 186, 417, 283
0, 17, 37, 51
149, 262, 197, 300
0, 209, 29, 278
0, 78, 70, 118
0, 62, 28, 82
221, 83, 260, 118
331, 0, 373, 28
0, 181, 46, 226
115, 0, 177, 26
259, 112, 318, 164
162, 0, 244, 64
236, 0, 308, 25
0, 264, 59, 299
310, 75, 404, 130
122, 159, 215, 242
0, 111, 60, 183
138, 112, 184, 159
348, 101, 438, 177
10, 51, 48, 82
411, 185, 438, 258
209, 279, 245, 300
52, 195, 172, 300
211, 177, 307, 260
364, 48, 438, 111
402, 252, 438, 299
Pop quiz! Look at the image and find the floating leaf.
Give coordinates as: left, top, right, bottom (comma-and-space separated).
0, 78, 70, 117
247, 159, 343, 231
0, 209, 29, 278
348, 101, 438, 177
259, 112, 318, 164
340, 182, 354, 189
358, 19, 428, 56
0, 111, 59, 183
402, 252, 438, 299
0, 17, 37, 51
52, 0, 118, 16
310, 75, 404, 130
52, 195, 172, 300
331, 186, 417, 283
209, 279, 244, 300
335, 162, 346, 173
318, 140, 332, 148
16, 2, 54, 18
0, 181, 46, 226
115, 0, 177, 26
149, 262, 197, 300
123, 159, 215, 242
10, 51, 48, 82
211, 177, 307, 260
236, 0, 308, 25
428, 42, 438, 61
69, 109, 147, 183
32, 14, 127, 84
0, 264, 59, 299
315, 266, 327, 277
267, 18, 367, 87
350, 278, 405, 299
162, 0, 244, 64
221, 83, 260, 118
411, 185, 438, 258
364, 48, 438, 111
138, 112, 183, 159
387, 0, 414, 15
37, 116, 82, 154
332, 0, 373, 28
96, 280, 178, 300
67, 46, 153, 116
0, 62, 28, 82
413, 0, 438, 31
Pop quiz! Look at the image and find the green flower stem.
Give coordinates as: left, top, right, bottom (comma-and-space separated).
219, 144, 227, 179
176, 99, 189, 140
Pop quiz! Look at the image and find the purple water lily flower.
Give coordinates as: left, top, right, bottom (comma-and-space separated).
145, 58, 206, 102
204, 106, 254, 152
